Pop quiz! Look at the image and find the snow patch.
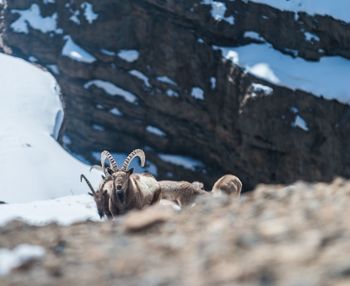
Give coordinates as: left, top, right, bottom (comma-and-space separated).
159, 154, 204, 171
244, 31, 265, 41
110, 107, 122, 116
248, 0, 350, 23
215, 43, 350, 104
11, 4, 59, 34
304, 31, 320, 42
210, 77, 217, 90
100, 49, 116, 56
62, 36, 96, 63
81, 2, 98, 23
117, 50, 139, 62
0, 195, 101, 226
290, 106, 309, 131
69, 10, 80, 24
201, 0, 235, 24
46, 64, 59, 75
92, 124, 104, 132
292, 115, 309, 131
129, 70, 151, 87
146, 126, 166, 137
156, 76, 177, 86
191, 87, 205, 100
213, 46, 239, 64
166, 89, 179, 97
0, 244, 45, 276
251, 83, 273, 96
84, 80, 137, 103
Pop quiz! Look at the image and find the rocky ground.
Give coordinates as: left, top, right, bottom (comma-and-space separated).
2, 178, 350, 286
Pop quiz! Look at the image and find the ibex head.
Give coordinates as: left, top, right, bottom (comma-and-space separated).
101, 149, 146, 205
80, 174, 109, 218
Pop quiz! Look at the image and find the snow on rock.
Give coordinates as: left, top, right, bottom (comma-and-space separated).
215, 43, 350, 104
292, 115, 309, 131
11, 4, 60, 34
69, 10, 80, 24
0, 53, 101, 203
46, 64, 60, 75
0, 244, 45, 276
201, 0, 235, 24
146, 125, 166, 137
166, 89, 179, 97
92, 124, 104, 131
210, 77, 216, 90
191, 87, 204, 100
290, 107, 309, 131
0, 195, 101, 226
62, 36, 96, 63
213, 46, 239, 64
84, 80, 137, 103
81, 2, 98, 24
156, 76, 177, 86
159, 154, 204, 171
251, 83, 273, 96
117, 50, 140, 62
304, 31, 320, 42
248, 0, 350, 23
100, 49, 116, 56
244, 31, 265, 41
110, 107, 122, 116
129, 70, 151, 87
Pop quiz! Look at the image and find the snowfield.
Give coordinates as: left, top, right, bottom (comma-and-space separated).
0, 195, 100, 226
0, 53, 101, 209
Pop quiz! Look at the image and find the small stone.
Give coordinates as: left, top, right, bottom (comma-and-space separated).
123, 206, 174, 232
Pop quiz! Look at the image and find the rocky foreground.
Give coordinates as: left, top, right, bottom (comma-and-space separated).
2, 179, 350, 286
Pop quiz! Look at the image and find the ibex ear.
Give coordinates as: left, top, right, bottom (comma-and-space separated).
106, 168, 113, 175
128, 168, 134, 175
88, 192, 94, 196
101, 175, 105, 180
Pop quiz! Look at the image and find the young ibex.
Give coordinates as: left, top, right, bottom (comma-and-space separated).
80, 174, 113, 219
85, 149, 162, 218
211, 174, 242, 196
159, 180, 207, 207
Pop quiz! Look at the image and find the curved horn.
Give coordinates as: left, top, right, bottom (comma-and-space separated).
122, 149, 145, 171
80, 174, 95, 195
101, 150, 118, 171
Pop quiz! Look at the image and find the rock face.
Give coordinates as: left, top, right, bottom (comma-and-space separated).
1, 0, 350, 190
2, 178, 350, 285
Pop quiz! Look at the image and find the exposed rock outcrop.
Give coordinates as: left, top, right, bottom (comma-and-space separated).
1, 0, 350, 190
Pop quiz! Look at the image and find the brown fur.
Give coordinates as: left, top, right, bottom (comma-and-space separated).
108, 172, 161, 217
159, 180, 207, 207
211, 174, 242, 196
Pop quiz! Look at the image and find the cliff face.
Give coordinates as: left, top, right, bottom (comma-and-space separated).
1, 0, 350, 190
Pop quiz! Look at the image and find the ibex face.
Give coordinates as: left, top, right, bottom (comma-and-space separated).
81, 174, 113, 219
89, 190, 108, 218
112, 168, 134, 204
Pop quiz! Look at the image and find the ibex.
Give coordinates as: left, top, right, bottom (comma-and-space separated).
211, 174, 242, 196
159, 180, 207, 207
85, 149, 162, 218
80, 174, 113, 219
